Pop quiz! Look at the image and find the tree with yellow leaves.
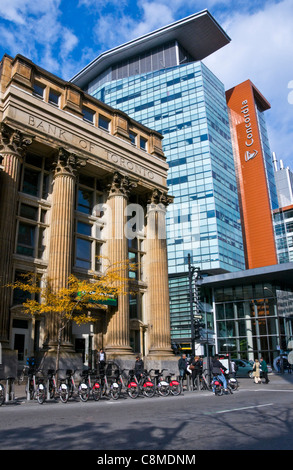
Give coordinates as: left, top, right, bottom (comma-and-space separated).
10, 258, 136, 372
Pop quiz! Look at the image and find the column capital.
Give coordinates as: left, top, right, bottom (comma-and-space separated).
108, 171, 137, 198
52, 147, 87, 178
148, 188, 173, 207
0, 122, 34, 159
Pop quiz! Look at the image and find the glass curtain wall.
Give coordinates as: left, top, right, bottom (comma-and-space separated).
214, 283, 293, 364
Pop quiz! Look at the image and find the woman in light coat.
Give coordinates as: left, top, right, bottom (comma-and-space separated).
253, 358, 261, 384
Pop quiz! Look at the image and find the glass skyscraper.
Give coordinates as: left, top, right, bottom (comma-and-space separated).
72, 11, 245, 348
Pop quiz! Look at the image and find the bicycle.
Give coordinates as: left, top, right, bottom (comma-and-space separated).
57, 369, 73, 403
211, 374, 233, 395
112, 368, 140, 399
78, 369, 102, 402
211, 374, 224, 396
225, 372, 239, 391
26, 368, 47, 404
47, 369, 57, 399
193, 372, 212, 391
150, 369, 170, 397
137, 370, 155, 398
65, 369, 79, 399
165, 372, 182, 396
98, 371, 120, 400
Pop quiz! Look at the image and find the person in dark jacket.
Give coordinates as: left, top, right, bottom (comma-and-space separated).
211, 355, 227, 390
134, 355, 144, 380
178, 354, 188, 379
190, 356, 202, 385
260, 357, 270, 384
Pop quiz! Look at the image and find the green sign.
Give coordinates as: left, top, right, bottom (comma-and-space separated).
77, 291, 117, 306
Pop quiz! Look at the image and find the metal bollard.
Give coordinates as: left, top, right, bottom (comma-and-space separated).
46, 378, 51, 400
26, 376, 31, 401
5, 377, 15, 403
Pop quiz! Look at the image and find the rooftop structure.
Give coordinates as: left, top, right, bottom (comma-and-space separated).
71, 9, 230, 90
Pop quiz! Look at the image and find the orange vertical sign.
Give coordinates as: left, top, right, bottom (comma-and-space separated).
226, 80, 277, 269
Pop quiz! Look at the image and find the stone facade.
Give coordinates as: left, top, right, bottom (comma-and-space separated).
0, 54, 175, 375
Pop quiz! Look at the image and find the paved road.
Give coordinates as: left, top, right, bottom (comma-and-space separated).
1, 373, 293, 451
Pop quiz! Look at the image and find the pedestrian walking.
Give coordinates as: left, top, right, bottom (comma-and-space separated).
260, 357, 270, 384
253, 358, 261, 384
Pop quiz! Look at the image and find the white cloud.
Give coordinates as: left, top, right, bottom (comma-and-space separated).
203, 0, 293, 167
0, 0, 78, 77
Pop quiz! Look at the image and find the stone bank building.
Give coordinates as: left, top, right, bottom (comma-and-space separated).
0, 54, 174, 375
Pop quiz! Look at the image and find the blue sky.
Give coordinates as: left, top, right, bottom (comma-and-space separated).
0, 0, 292, 168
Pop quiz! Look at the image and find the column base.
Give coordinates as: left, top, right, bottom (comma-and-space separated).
145, 350, 178, 375
0, 349, 18, 378
38, 349, 84, 372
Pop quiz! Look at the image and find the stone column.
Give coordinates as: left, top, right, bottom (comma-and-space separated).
105, 172, 136, 357
45, 147, 86, 351
0, 123, 33, 348
146, 189, 173, 358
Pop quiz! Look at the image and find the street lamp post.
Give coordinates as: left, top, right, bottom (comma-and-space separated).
188, 253, 196, 355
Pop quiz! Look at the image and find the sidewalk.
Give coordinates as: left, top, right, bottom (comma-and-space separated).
238, 371, 293, 389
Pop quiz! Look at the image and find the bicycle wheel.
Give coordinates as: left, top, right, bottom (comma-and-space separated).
142, 382, 155, 398
0, 384, 5, 406
158, 383, 170, 397
78, 382, 90, 402
127, 384, 139, 399
92, 382, 102, 401
214, 386, 223, 396
36, 383, 46, 404
110, 382, 120, 400
229, 380, 239, 391
59, 384, 69, 403
170, 381, 182, 396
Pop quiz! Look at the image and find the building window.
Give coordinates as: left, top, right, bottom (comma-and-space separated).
140, 136, 147, 151
77, 187, 93, 215
17, 222, 35, 257
82, 107, 95, 123
33, 82, 45, 99
16, 202, 48, 260
74, 220, 103, 272
13, 271, 32, 305
75, 175, 104, 272
129, 131, 137, 145
21, 153, 51, 200
128, 237, 144, 281
98, 115, 111, 131
48, 89, 60, 106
